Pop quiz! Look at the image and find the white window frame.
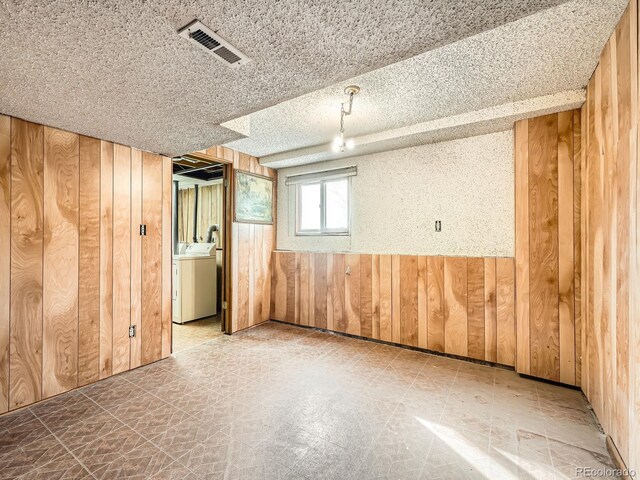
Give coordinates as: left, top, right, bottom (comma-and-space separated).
295, 177, 351, 236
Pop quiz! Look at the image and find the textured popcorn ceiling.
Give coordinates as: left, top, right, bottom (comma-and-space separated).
261, 91, 585, 168
0, 0, 574, 156
223, 0, 626, 167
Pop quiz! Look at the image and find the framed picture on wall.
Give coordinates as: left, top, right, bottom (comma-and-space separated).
234, 171, 274, 224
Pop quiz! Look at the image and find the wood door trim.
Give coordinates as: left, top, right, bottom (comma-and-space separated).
223, 163, 233, 334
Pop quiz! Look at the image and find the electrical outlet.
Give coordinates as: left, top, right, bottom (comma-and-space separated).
435, 220, 442, 232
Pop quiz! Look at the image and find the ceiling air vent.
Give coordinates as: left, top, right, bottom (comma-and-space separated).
178, 20, 250, 67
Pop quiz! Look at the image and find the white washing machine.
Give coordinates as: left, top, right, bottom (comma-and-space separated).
172, 243, 217, 324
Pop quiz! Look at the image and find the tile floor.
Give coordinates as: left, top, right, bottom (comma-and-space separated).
172, 315, 223, 353
0, 321, 618, 479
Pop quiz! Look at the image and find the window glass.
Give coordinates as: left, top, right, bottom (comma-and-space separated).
296, 176, 351, 235
325, 179, 348, 230
299, 183, 321, 231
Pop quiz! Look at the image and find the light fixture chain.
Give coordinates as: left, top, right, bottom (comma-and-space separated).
333, 86, 359, 153
340, 92, 354, 133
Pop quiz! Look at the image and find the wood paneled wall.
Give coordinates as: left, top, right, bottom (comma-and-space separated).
223, 148, 276, 333
0, 114, 172, 414
514, 110, 582, 386
0, 116, 9, 413
43, 127, 79, 398
271, 251, 516, 366
581, 1, 639, 471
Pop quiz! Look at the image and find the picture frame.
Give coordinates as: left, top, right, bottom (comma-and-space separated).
234, 170, 274, 224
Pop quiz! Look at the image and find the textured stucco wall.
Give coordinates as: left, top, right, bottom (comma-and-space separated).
276, 130, 514, 257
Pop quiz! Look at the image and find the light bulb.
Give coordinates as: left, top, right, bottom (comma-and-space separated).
332, 135, 342, 147
345, 139, 355, 150
331, 142, 341, 152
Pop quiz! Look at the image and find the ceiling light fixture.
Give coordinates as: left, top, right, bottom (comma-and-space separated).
332, 85, 360, 152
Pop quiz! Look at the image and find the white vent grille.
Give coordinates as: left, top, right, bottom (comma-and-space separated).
178, 20, 250, 67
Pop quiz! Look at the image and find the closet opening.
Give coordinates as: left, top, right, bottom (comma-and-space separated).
171, 153, 232, 353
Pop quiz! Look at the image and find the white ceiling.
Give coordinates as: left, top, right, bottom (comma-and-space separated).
222, 0, 627, 168
0, 0, 574, 156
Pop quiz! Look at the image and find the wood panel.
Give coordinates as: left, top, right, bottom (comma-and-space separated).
112, 144, 131, 374
250, 226, 258, 327
0, 115, 10, 413
359, 254, 372, 337
557, 111, 576, 385
444, 257, 467, 357
399, 256, 418, 347
78, 136, 101, 386
379, 255, 392, 342
573, 108, 583, 386
10, 118, 43, 409
528, 113, 560, 381
484, 258, 497, 363
315, 253, 328, 329
588, 71, 604, 417
130, 148, 142, 369
308, 255, 316, 327
417, 256, 428, 350
580, 102, 588, 396
285, 247, 295, 323
141, 152, 163, 365
250, 203, 259, 331
580, 3, 638, 471
515, 119, 530, 375
515, 110, 581, 385
333, 254, 346, 333
99, 141, 113, 378
391, 255, 401, 343
345, 254, 361, 335
600, 42, 615, 437
427, 256, 444, 352
231, 222, 240, 327
236, 223, 250, 330
253, 225, 264, 327
308, 250, 315, 327
581, 102, 589, 397
467, 258, 485, 360
496, 258, 515, 367
271, 252, 516, 365
261, 224, 273, 324
161, 156, 172, 357
292, 249, 310, 325
292, 253, 309, 325
371, 255, 380, 339
633, 0, 639, 469
613, 9, 631, 460
42, 127, 79, 398
271, 251, 288, 321
229, 154, 276, 332
326, 255, 334, 331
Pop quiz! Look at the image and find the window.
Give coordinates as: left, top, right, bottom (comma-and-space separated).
296, 177, 350, 235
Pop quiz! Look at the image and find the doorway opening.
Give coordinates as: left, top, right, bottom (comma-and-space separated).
171, 153, 231, 353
